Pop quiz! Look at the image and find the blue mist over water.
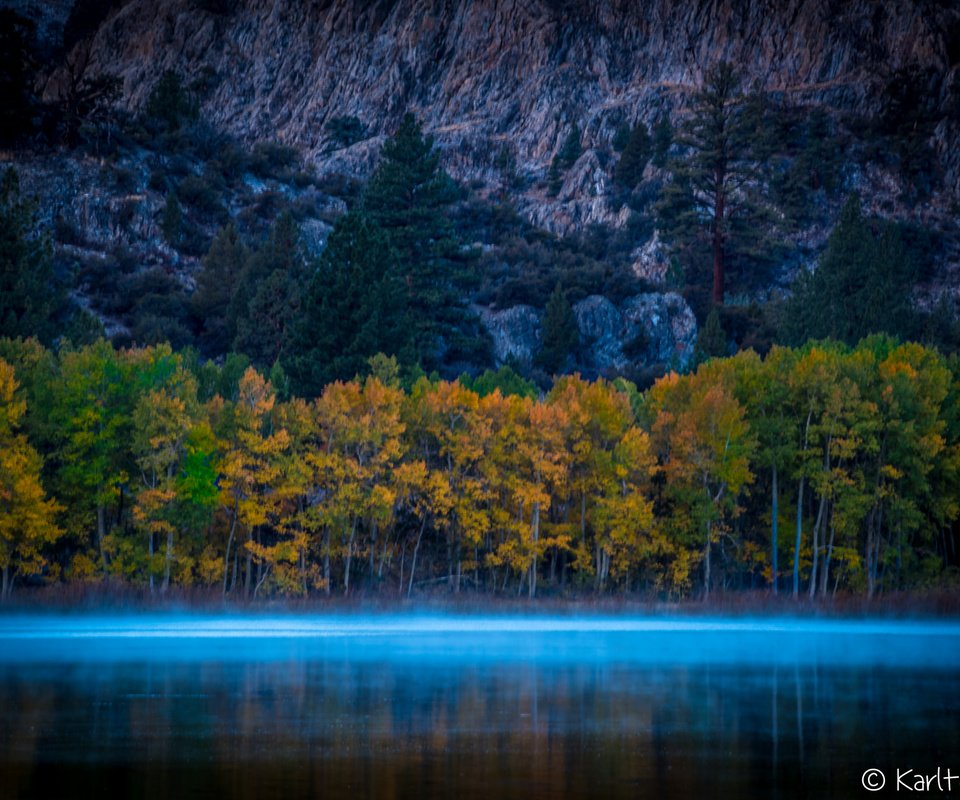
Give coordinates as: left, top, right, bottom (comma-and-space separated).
1, 614, 959, 667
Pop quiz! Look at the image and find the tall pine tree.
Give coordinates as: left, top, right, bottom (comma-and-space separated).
656, 62, 778, 307
233, 213, 306, 369
782, 194, 919, 345
536, 283, 579, 375
285, 211, 413, 397
362, 113, 476, 370
192, 224, 247, 356
0, 169, 62, 344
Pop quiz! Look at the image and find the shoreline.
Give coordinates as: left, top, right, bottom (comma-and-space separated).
2, 585, 959, 619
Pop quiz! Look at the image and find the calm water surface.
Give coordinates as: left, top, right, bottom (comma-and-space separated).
0, 615, 958, 799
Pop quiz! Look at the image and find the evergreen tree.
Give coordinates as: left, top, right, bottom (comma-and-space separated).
537, 283, 579, 375
144, 71, 198, 132
192, 224, 247, 355
782, 194, 919, 345
285, 211, 413, 397
613, 122, 652, 189
0, 169, 62, 344
652, 115, 673, 168
695, 308, 727, 362
656, 62, 778, 307
0, 11, 38, 144
161, 192, 183, 246
233, 213, 306, 368
612, 123, 632, 153
548, 124, 583, 195
362, 113, 475, 370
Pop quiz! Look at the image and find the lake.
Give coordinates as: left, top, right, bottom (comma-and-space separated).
0, 615, 958, 799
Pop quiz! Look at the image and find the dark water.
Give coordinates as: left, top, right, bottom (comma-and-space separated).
1, 616, 959, 800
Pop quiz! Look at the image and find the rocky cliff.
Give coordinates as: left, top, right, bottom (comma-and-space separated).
51, 0, 960, 203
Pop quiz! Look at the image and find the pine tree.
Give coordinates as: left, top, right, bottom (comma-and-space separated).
782, 194, 919, 345
0, 169, 61, 344
161, 191, 183, 246
285, 211, 413, 397
537, 284, 579, 375
192, 224, 247, 356
362, 113, 475, 370
656, 62, 778, 307
145, 71, 197, 132
548, 124, 583, 195
233, 213, 306, 368
613, 122, 652, 189
695, 308, 727, 361
652, 116, 673, 168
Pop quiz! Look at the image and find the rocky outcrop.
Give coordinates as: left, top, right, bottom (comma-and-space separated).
573, 292, 696, 372
476, 304, 541, 366
48, 0, 960, 224
478, 291, 696, 373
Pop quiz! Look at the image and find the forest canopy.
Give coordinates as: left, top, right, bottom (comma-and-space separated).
0, 335, 957, 601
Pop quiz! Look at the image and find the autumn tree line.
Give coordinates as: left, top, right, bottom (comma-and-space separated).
1, 334, 958, 601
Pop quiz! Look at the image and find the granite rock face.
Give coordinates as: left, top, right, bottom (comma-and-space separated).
476, 304, 542, 366
478, 291, 697, 373
47, 0, 960, 231
573, 292, 696, 373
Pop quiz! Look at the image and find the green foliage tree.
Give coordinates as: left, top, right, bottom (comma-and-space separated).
192, 224, 248, 355
656, 62, 778, 307
285, 211, 414, 396
782, 194, 919, 345
537, 284, 579, 375
612, 123, 632, 153
0, 170, 61, 344
362, 113, 477, 370
161, 191, 183, 246
613, 122, 652, 189
652, 116, 673, 168
325, 115, 368, 149
233, 213, 307, 368
548, 124, 582, 195
695, 308, 727, 362
144, 71, 198, 132
0, 358, 62, 598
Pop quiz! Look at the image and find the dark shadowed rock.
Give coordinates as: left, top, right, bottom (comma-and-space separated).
479, 292, 696, 374
476, 305, 541, 366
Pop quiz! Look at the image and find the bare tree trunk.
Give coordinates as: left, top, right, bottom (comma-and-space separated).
793, 411, 812, 598
369, 523, 377, 582
378, 532, 390, 580
793, 477, 804, 598
808, 494, 827, 599
148, 532, 155, 594
222, 512, 237, 597
245, 529, 253, 597
344, 518, 357, 596
162, 531, 173, 593
529, 501, 540, 599
97, 504, 108, 572
820, 515, 836, 596
323, 529, 331, 596
407, 517, 427, 599
771, 465, 779, 594
1, 565, 9, 600
704, 520, 712, 601
712, 181, 725, 305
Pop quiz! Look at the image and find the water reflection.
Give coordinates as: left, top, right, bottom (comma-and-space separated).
0, 618, 958, 799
